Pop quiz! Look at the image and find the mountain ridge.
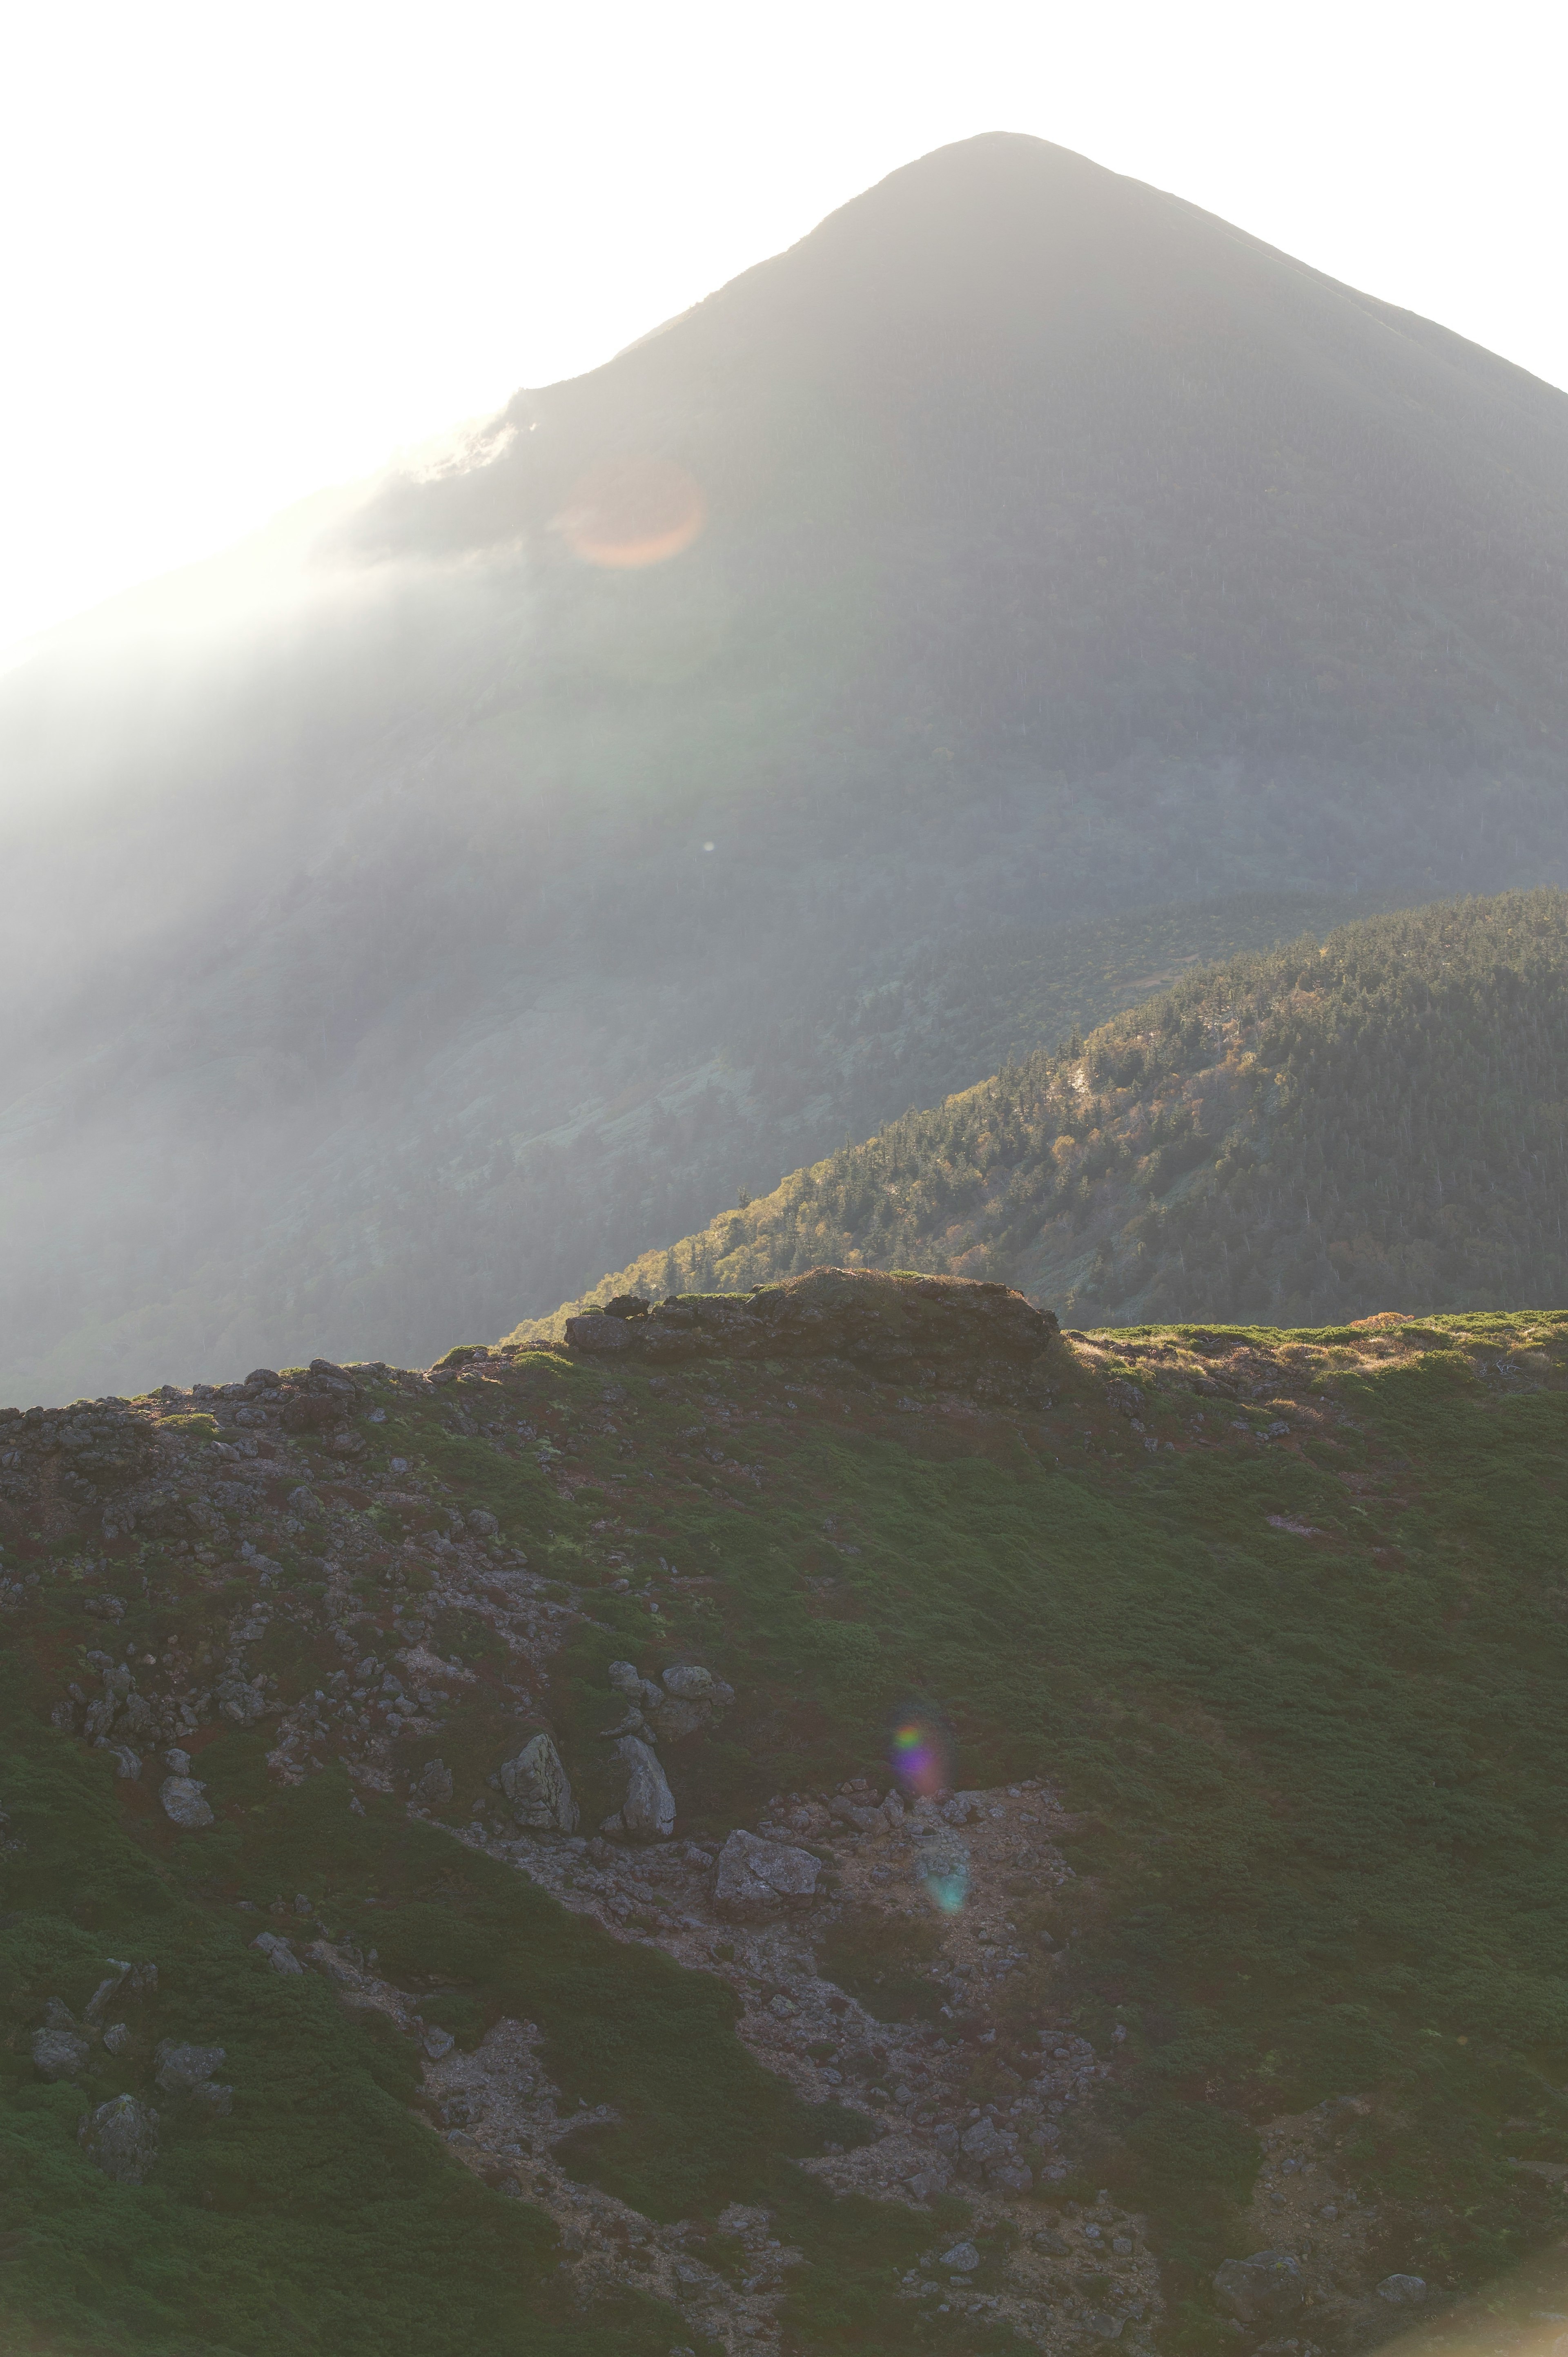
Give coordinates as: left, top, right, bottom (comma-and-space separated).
513, 890, 1568, 1341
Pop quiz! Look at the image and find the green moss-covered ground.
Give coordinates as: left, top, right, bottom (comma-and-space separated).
4, 1307, 1568, 2349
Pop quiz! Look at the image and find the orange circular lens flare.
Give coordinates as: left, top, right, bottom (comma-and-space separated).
551, 455, 706, 569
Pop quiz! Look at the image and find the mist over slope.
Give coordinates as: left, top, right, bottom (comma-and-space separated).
520, 892, 1568, 1336
4, 133, 1568, 1402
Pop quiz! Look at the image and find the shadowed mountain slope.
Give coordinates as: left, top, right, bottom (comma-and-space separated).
518, 892, 1568, 1336
4, 134, 1568, 1401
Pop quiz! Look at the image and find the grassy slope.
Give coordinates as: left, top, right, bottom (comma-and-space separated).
6, 1308, 1568, 2350
512, 890, 1568, 1337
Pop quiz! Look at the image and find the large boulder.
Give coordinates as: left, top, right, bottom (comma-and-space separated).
713, 1829, 821, 1918
154, 2040, 226, 2095
160, 1774, 214, 1827
602, 1736, 675, 1840
251, 1932, 305, 1976
32, 2027, 90, 2080
499, 1733, 578, 1832
79, 2094, 159, 2183
566, 1269, 1056, 1396
1213, 2252, 1305, 2326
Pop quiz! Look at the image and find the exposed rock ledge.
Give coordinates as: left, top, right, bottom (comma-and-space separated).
563, 1268, 1057, 1392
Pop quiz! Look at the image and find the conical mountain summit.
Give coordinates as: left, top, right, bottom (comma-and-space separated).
4, 136, 1568, 1403
355, 129, 1568, 787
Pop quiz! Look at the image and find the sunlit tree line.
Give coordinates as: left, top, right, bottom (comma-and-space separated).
539, 891, 1568, 1330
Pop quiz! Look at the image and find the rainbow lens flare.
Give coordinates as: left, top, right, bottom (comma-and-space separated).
890, 1716, 949, 1798
917, 1843, 971, 1915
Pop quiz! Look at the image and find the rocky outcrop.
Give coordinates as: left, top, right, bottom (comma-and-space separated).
712, 1829, 821, 1918
602, 1737, 675, 1840
159, 1771, 214, 1827
154, 2040, 226, 2095
79, 2095, 159, 2184
277, 1358, 363, 1433
602, 1659, 733, 1745
499, 1733, 578, 1832
587, 1655, 732, 1843
31, 2027, 90, 2080
564, 1269, 1057, 1393
252, 1932, 305, 1976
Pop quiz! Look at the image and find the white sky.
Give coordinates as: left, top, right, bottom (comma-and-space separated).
3, 0, 1565, 658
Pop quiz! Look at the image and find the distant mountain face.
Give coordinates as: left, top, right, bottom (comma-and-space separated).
521, 892, 1568, 1334
351, 131, 1568, 801
4, 134, 1568, 1403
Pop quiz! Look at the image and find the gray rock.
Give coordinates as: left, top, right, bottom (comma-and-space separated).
120, 1693, 157, 1739
1213, 2252, 1305, 2326
960, 2116, 1013, 2162
79, 2094, 159, 2183
101, 1742, 142, 1779
415, 1757, 454, 1805
287, 1485, 322, 1514
499, 1733, 578, 1832
214, 1672, 270, 1726
1082, 2312, 1123, 2342
989, 2159, 1033, 2191
423, 2027, 455, 2059
939, 2241, 980, 2272
82, 1964, 132, 2023
648, 1662, 735, 1743
662, 1664, 716, 1700
252, 1932, 305, 1975
102, 2022, 132, 2056
190, 2079, 234, 2116
155, 2040, 226, 2094
42, 1996, 78, 2029
1376, 2275, 1427, 2305
31, 2027, 90, 2080
466, 1509, 499, 1537
600, 1701, 655, 1740
712, 1829, 820, 1917
164, 1747, 192, 1773
606, 1660, 664, 1707
603, 1735, 675, 1840
160, 1774, 214, 1827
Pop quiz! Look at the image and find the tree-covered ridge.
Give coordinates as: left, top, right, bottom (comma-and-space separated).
514, 890, 1568, 1338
